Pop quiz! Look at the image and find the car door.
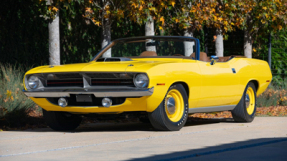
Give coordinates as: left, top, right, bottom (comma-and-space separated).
197, 60, 240, 107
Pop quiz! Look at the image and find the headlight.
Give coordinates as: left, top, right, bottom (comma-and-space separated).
28, 76, 40, 89
134, 74, 149, 88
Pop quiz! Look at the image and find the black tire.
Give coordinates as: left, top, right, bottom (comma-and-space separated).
43, 109, 82, 131
231, 82, 257, 122
148, 84, 189, 131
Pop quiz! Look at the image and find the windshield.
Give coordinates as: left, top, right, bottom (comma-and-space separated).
94, 37, 197, 59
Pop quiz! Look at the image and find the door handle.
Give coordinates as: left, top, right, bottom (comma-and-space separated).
232, 68, 236, 73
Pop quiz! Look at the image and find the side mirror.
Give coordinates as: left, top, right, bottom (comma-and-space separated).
210, 55, 219, 65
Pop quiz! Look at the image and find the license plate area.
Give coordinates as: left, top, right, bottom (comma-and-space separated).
76, 94, 93, 102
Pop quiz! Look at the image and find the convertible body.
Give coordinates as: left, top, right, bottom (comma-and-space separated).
23, 36, 272, 131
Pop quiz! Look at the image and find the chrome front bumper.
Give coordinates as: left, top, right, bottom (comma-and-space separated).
23, 87, 154, 98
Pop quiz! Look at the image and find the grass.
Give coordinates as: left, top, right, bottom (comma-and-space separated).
0, 64, 36, 127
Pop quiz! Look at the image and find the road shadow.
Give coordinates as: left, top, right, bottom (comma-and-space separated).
126, 137, 287, 161
16, 117, 234, 133
75, 117, 233, 132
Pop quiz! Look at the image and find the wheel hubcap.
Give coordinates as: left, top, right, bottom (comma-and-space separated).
166, 97, 175, 114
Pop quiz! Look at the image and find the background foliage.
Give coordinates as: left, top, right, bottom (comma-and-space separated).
253, 28, 287, 86
270, 29, 287, 85
0, 0, 286, 82
0, 0, 49, 67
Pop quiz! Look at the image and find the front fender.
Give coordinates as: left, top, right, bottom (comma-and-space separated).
145, 61, 201, 112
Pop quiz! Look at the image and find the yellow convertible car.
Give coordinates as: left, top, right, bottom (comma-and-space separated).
23, 36, 272, 131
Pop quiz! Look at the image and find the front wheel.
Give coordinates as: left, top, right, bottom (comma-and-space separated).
43, 109, 82, 131
148, 84, 189, 131
231, 82, 257, 122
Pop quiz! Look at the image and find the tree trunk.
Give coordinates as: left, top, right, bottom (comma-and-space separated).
184, 30, 194, 56
215, 29, 224, 57
48, 5, 60, 65
101, 18, 111, 57
101, 1, 111, 57
145, 18, 156, 52
183, 0, 194, 56
244, 30, 252, 58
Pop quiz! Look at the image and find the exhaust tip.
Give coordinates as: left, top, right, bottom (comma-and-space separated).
102, 98, 112, 107
58, 98, 68, 107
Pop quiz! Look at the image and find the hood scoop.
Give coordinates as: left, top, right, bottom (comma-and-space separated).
96, 57, 132, 62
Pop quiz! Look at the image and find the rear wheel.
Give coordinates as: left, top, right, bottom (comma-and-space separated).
148, 84, 188, 131
43, 109, 82, 131
231, 82, 257, 122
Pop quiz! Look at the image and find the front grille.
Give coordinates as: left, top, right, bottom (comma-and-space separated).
46, 79, 83, 87
42, 72, 138, 87
91, 79, 134, 86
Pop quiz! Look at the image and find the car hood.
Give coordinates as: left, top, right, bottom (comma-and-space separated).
26, 58, 185, 75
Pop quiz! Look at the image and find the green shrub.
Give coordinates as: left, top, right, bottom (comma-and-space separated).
0, 64, 35, 126
257, 82, 287, 107
254, 28, 287, 86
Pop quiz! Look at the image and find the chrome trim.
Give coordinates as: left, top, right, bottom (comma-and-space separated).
23, 87, 154, 98
188, 105, 236, 113
82, 74, 91, 88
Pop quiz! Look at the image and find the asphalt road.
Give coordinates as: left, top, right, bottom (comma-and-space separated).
0, 117, 287, 161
